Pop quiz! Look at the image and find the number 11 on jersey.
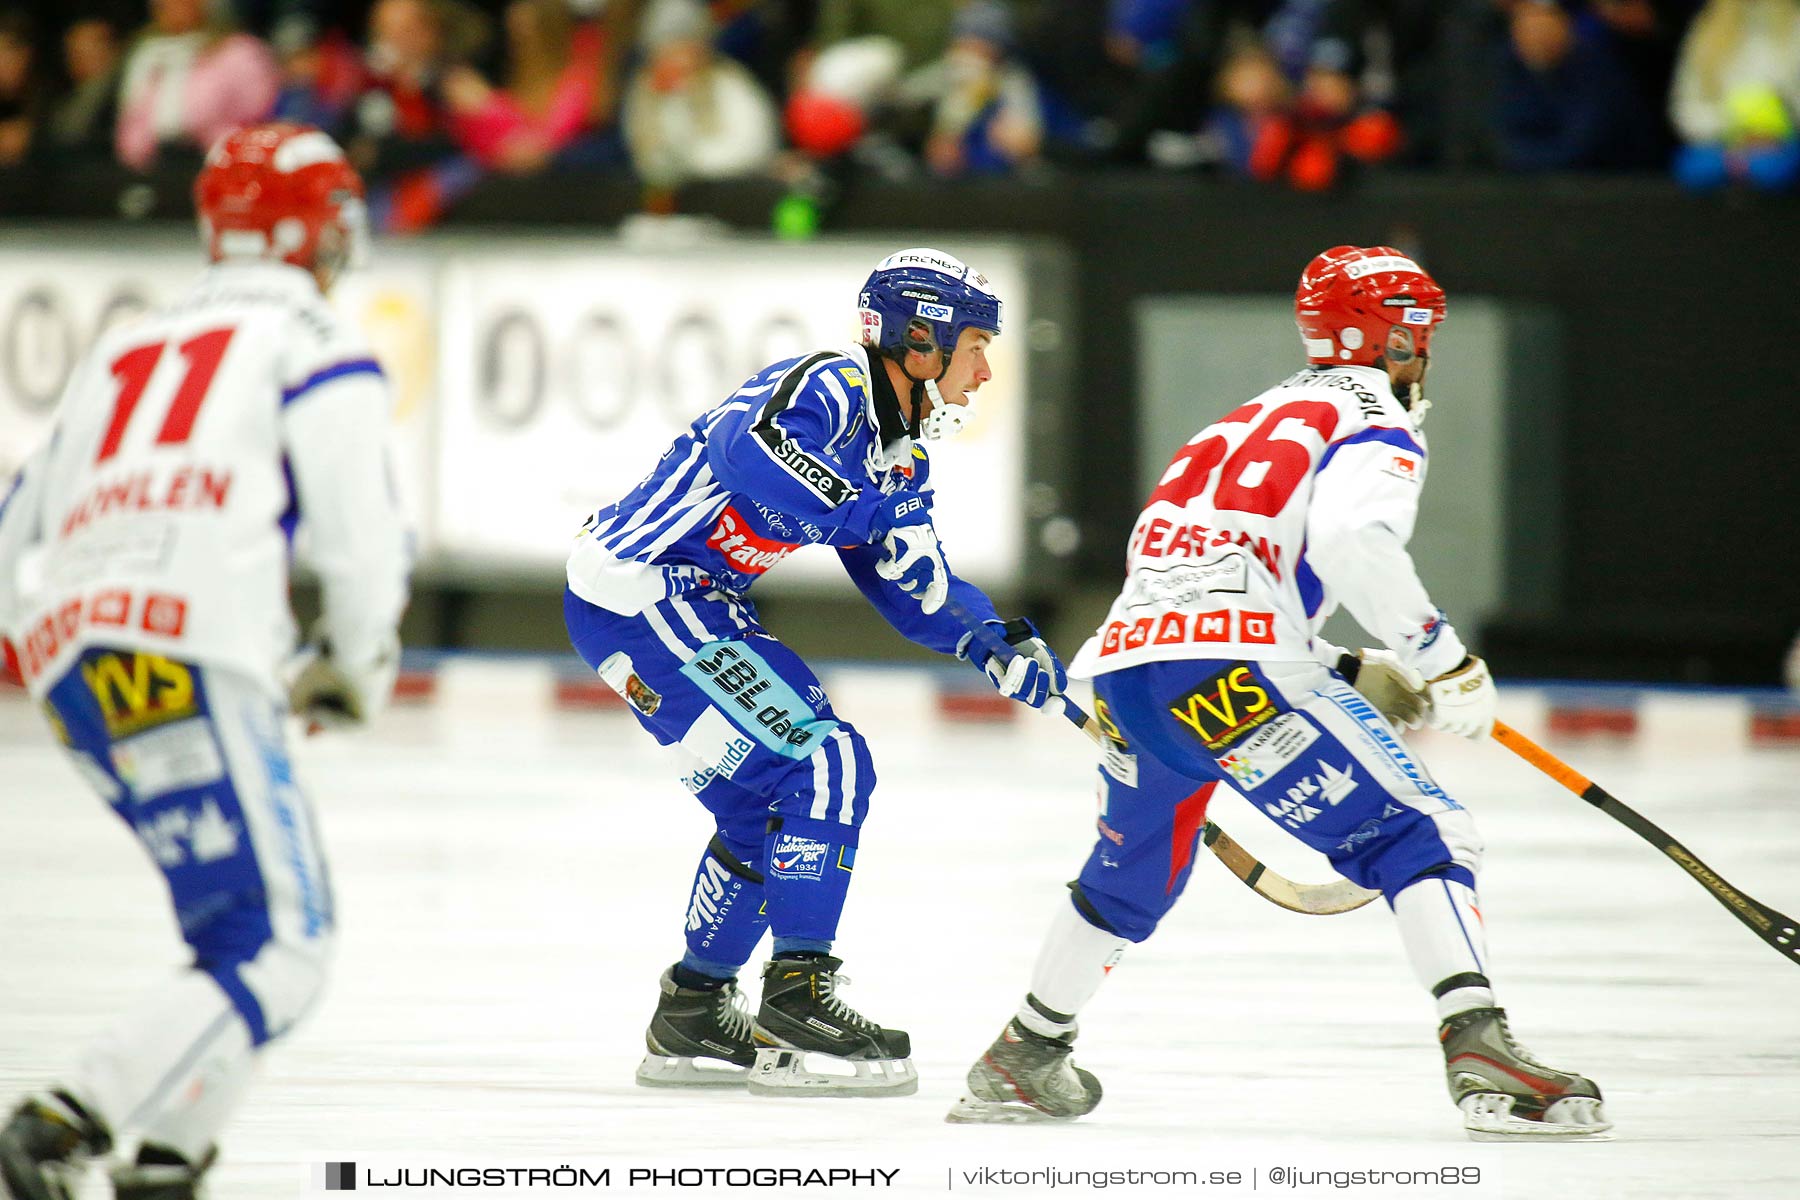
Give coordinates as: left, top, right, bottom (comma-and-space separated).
96, 328, 237, 463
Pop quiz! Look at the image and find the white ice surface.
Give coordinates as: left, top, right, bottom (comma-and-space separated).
3, 687, 1798, 1199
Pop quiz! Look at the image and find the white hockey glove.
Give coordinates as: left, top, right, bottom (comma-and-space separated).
287, 624, 400, 733
875, 523, 949, 615
956, 618, 1069, 715
1424, 655, 1497, 740
1336, 648, 1427, 730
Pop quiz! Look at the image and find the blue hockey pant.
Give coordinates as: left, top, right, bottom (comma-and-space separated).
565, 588, 875, 977
39, 647, 333, 1156
1075, 658, 1482, 942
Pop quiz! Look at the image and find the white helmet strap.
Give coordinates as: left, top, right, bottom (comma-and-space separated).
917, 377, 971, 441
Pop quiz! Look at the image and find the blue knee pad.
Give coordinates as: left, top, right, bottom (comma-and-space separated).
681, 832, 769, 978
1073, 861, 1188, 944
762, 814, 862, 949
757, 725, 875, 951
1331, 806, 1480, 903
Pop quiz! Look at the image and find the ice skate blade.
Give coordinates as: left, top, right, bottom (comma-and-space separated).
747, 1047, 918, 1097
635, 1054, 750, 1088
945, 1095, 1078, 1125
1460, 1094, 1613, 1141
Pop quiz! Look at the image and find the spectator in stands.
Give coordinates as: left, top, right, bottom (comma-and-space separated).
1008, 0, 1139, 160
1020, 0, 1269, 166
225, 1, 334, 42
1669, 0, 1800, 191
909, 1, 1043, 177
44, 16, 125, 160
272, 21, 368, 132
115, 0, 281, 170
1591, 0, 1703, 159
1191, 5, 1402, 190
710, 0, 818, 100
1107, 0, 1197, 73
625, 0, 779, 185
442, 0, 616, 173
1492, 0, 1663, 171
345, 0, 487, 176
0, 12, 45, 167
780, 0, 957, 166
811, 0, 958, 74
1201, 39, 1292, 173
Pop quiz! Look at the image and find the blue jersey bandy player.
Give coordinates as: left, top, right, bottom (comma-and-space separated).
949, 247, 1611, 1141
563, 249, 1067, 1096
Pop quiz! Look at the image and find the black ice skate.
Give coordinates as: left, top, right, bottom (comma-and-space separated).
748, 956, 917, 1097
0, 1092, 111, 1200
946, 1018, 1102, 1124
636, 967, 756, 1087
1440, 1007, 1611, 1140
110, 1144, 216, 1200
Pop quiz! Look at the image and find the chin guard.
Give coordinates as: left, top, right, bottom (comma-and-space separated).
917, 377, 971, 440
1402, 383, 1432, 427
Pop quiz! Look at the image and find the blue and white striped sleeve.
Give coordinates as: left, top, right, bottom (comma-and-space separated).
837, 535, 1000, 656
709, 353, 866, 520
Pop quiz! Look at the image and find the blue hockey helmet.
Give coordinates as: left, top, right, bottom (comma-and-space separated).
857, 248, 1002, 373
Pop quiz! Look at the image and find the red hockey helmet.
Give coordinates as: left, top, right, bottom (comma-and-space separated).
194, 122, 366, 279
1295, 245, 1446, 368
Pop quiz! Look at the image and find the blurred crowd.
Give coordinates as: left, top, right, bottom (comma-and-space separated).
0, 0, 1795, 223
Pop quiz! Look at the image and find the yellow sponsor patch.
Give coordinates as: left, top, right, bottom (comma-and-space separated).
1167, 664, 1275, 753
80, 652, 199, 740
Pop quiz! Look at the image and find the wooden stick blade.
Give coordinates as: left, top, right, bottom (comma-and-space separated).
1202, 824, 1381, 915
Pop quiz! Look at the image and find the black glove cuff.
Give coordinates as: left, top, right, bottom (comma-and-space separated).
1335, 652, 1360, 685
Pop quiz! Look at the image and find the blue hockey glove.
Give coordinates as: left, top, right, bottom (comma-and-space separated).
834, 487, 934, 543
875, 523, 949, 614
956, 618, 1068, 715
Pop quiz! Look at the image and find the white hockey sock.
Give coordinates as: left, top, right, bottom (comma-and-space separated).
1016, 896, 1128, 1038
1392, 874, 1496, 1021
62, 968, 257, 1160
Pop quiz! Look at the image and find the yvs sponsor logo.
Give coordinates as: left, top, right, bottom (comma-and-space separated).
1167, 664, 1276, 753
81, 650, 199, 739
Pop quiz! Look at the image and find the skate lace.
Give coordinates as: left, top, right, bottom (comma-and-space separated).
817, 972, 874, 1030
714, 986, 753, 1041
1493, 1013, 1552, 1072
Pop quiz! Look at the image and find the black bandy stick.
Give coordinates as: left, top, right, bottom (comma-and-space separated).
1494, 719, 1799, 967
946, 600, 1378, 916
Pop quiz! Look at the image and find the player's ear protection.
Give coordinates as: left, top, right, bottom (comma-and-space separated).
900, 318, 950, 380
1384, 325, 1418, 366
